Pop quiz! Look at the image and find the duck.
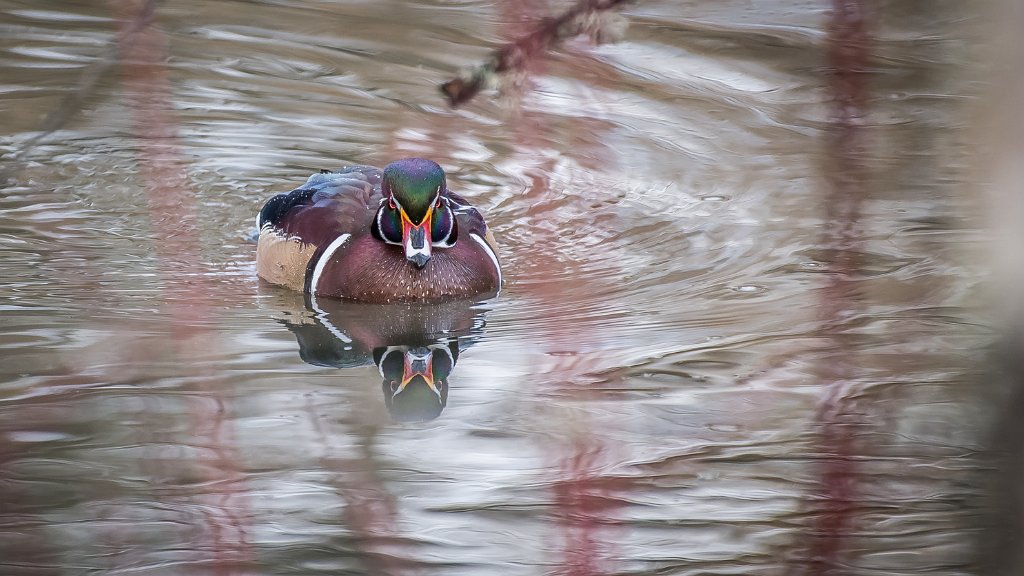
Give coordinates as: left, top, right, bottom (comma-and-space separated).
256, 158, 502, 303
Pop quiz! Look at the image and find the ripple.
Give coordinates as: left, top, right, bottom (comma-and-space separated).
0, 0, 1000, 574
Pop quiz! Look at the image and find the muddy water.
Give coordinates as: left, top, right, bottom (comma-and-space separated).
0, 1, 1009, 575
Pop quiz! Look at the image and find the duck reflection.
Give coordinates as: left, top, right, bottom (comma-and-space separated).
276, 293, 487, 422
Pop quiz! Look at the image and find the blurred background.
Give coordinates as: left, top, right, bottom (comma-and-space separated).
0, 0, 1021, 574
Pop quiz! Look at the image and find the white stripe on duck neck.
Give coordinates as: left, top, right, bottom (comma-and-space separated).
469, 232, 502, 290
310, 233, 351, 294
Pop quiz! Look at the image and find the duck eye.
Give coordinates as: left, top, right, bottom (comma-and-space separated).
435, 197, 442, 209
388, 197, 396, 210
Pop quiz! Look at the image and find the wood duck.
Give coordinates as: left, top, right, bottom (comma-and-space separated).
256, 158, 501, 303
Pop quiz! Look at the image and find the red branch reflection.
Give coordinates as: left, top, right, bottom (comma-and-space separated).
304, 398, 414, 576
551, 437, 629, 576
494, 3, 628, 573
797, 0, 871, 573
112, 1, 254, 572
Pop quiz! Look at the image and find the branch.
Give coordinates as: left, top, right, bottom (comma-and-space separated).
440, 0, 633, 107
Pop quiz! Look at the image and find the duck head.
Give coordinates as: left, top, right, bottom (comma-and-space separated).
372, 158, 457, 268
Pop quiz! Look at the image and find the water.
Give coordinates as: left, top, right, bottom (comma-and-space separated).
0, 1, 1012, 574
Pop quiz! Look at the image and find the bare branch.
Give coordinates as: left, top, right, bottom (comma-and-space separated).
440, 0, 633, 107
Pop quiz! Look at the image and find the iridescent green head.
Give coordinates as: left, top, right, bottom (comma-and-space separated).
383, 158, 445, 224
373, 158, 458, 268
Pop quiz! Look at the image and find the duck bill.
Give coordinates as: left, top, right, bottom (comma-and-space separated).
401, 209, 433, 268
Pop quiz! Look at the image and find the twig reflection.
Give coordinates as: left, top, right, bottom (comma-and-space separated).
796, 0, 872, 573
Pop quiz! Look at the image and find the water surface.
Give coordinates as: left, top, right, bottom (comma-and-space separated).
0, 1, 1005, 574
